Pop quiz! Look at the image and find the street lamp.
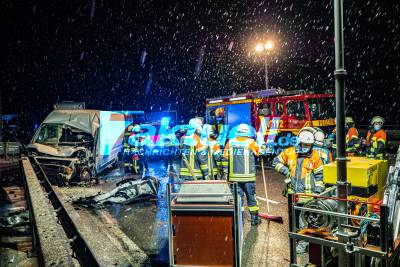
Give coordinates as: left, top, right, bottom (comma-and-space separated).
255, 40, 274, 90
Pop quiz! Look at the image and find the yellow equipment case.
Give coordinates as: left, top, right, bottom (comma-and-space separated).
323, 157, 388, 198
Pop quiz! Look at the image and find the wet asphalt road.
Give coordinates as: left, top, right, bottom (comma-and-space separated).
99, 160, 293, 266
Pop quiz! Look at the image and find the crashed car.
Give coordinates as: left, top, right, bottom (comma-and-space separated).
27, 102, 123, 185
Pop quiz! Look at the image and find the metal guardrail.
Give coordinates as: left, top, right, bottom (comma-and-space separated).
22, 156, 103, 266
21, 157, 74, 266
0, 142, 21, 159
28, 156, 101, 267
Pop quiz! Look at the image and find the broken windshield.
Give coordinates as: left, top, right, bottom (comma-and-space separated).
34, 123, 93, 146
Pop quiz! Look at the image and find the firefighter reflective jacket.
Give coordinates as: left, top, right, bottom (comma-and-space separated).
313, 146, 332, 165
346, 127, 359, 152
346, 127, 359, 143
123, 132, 131, 148
366, 128, 387, 159
331, 127, 359, 150
222, 137, 259, 182
179, 134, 209, 179
273, 146, 324, 202
202, 138, 222, 177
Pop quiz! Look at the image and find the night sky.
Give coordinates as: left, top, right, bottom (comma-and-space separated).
2, 0, 400, 132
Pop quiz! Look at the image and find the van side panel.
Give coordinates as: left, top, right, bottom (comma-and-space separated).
98, 112, 125, 173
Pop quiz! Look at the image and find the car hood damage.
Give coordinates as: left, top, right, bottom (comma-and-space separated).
27, 143, 86, 158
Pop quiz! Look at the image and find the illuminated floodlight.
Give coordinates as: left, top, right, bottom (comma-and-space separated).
264, 40, 274, 50
255, 43, 264, 53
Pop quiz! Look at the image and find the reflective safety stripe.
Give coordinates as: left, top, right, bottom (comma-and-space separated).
314, 165, 323, 173
248, 205, 259, 212
133, 160, 139, 172
377, 138, 386, 144
179, 167, 202, 174
229, 174, 256, 182
179, 171, 203, 178
200, 164, 208, 171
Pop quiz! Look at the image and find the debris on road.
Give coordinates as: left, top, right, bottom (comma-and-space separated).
73, 176, 159, 208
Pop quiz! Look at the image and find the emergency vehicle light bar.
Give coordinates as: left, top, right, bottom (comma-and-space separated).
209, 99, 223, 104
229, 96, 247, 101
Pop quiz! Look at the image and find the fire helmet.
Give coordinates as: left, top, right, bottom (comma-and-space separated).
345, 117, 354, 124
298, 127, 315, 145
313, 127, 325, 147
371, 116, 384, 125
236, 123, 252, 137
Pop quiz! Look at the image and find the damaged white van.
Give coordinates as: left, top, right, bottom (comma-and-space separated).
27, 102, 125, 185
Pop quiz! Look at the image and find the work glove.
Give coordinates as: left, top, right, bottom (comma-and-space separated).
221, 172, 228, 181
280, 167, 290, 178
282, 177, 291, 197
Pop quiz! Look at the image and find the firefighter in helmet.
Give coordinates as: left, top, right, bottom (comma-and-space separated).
129, 124, 150, 174
273, 126, 324, 253
274, 126, 324, 199
222, 123, 261, 226
313, 127, 333, 165
345, 117, 360, 155
179, 117, 209, 181
202, 124, 222, 179
123, 125, 135, 173
364, 116, 387, 159
329, 116, 360, 158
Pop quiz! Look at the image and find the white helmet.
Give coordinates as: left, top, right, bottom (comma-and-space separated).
236, 123, 251, 137
189, 117, 204, 134
298, 127, 315, 145
298, 126, 316, 136
313, 127, 325, 146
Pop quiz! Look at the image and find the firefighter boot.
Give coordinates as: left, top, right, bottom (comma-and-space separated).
250, 212, 261, 226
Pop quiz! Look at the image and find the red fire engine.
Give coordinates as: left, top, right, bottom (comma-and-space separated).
205, 89, 336, 151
